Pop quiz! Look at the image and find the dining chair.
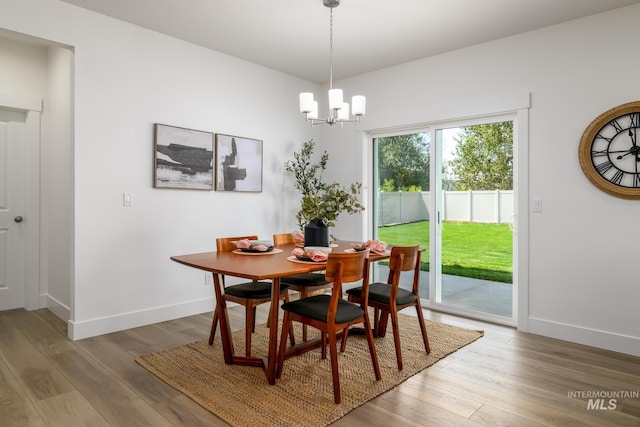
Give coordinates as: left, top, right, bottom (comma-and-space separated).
345, 244, 430, 370
277, 251, 381, 404
209, 235, 293, 357
273, 232, 332, 341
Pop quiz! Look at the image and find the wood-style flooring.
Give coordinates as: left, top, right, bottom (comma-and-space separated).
1, 306, 639, 426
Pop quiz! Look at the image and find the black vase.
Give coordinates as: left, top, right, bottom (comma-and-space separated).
304, 219, 329, 247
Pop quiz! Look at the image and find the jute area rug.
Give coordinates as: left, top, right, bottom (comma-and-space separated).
136, 314, 483, 427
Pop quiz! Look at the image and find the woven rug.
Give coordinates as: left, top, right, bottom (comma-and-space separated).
136, 314, 483, 427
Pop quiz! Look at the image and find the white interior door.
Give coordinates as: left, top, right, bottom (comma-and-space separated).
0, 108, 27, 311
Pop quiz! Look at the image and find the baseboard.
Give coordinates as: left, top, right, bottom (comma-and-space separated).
68, 297, 215, 341
528, 317, 640, 357
46, 294, 71, 322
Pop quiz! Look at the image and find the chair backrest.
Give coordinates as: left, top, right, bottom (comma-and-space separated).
386, 245, 422, 294
325, 251, 369, 284
273, 233, 294, 247
324, 251, 371, 323
388, 245, 420, 273
216, 235, 259, 253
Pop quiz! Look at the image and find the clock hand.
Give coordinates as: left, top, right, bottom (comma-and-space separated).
617, 152, 632, 159
630, 128, 637, 148
597, 149, 631, 154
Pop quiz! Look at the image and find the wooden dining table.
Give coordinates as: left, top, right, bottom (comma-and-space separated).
170, 241, 388, 385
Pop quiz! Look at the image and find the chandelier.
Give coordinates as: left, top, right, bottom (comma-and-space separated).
299, 0, 366, 126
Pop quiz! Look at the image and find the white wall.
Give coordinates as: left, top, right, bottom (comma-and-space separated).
330, 5, 640, 356
43, 45, 74, 320
1, 0, 319, 339
0, 32, 47, 96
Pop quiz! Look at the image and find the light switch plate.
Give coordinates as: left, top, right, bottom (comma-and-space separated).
532, 198, 542, 212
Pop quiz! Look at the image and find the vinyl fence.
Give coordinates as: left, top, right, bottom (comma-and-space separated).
377, 190, 513, 225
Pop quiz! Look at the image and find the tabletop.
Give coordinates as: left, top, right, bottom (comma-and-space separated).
170, 241, 387, 280
170, 244, 325, 280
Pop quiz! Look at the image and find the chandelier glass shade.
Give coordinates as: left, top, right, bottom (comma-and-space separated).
299, 0, 366, 126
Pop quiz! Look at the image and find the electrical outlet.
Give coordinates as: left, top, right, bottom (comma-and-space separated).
204, 272, 213, 285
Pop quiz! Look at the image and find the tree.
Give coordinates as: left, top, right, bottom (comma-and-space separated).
449, 122, 513, 190
377, 134, 430, 191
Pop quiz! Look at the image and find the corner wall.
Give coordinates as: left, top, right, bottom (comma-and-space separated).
329, 4, 640, 356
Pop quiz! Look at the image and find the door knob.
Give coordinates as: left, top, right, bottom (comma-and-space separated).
14, 216, 23, 223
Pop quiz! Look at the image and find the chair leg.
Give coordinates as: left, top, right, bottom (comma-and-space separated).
301, 289, 310, 342
251, 306, 257, 333
377, 310, 390, 337
339, 327, 349, 353
372, 306, 379, 336
276, 311, 291, 379
278, 292, 296, 347
389, 307, 403, 370
321, 332, 327, 359
288, 319, 296, 347
208, 308, 219, 345
245, 303, 254, 357
415, 301, 430, 354
363, 313, 382, 381
327, 329, 341, 404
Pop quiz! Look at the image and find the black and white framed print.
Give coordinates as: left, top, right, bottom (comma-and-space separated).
215, 134, 263, 192
154, 124, 214, 190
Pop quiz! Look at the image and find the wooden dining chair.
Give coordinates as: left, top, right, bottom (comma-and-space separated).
209, 235, 292, 357
273, 232, 333, 341
277, 251, 381, 404
346, 244, 430, 370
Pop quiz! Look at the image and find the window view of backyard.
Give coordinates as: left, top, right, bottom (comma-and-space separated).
378, 220, 512, 283
374, 121, 514, 318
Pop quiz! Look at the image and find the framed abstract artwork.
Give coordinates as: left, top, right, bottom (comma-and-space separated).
215, 134, 263, 192
153, 124, 214, 190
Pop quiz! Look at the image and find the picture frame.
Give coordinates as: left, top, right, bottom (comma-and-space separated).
154, 123, 214, 190
215, 134, 263, 192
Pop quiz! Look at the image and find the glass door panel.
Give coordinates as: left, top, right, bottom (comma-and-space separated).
435, 122, 514, 318
372, 132, 431, 300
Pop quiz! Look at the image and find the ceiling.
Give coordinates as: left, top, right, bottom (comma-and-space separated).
60, 0, 640, 84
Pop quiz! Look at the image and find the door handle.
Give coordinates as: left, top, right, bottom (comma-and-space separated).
14, 216, 23, 223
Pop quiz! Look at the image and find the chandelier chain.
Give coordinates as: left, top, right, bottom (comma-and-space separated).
329, 5, 334, 90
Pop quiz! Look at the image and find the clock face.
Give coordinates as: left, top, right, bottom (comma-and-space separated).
579, 101, 640, 199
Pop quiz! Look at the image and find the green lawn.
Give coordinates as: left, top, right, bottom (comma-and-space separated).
377, 220, 513, 283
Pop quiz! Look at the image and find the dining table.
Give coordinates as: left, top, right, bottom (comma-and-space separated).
170, 240, 389, 385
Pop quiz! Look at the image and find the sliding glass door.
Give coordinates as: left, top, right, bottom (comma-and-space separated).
373, 116, 516, 324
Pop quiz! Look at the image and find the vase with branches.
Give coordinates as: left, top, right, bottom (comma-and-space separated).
284, 139, 364, 245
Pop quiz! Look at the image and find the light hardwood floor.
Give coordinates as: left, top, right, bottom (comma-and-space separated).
1, 306, 639, 426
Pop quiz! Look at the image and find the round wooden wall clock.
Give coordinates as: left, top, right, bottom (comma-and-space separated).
578, 101, 640, 199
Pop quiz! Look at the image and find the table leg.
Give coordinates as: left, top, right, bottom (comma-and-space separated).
265, 277, 281, 385
212, 273, 234, 364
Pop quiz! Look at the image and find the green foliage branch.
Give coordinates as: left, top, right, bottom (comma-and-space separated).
284, 139, 364, 228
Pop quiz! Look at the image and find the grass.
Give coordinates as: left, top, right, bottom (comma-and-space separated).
377, 220, 513, 283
